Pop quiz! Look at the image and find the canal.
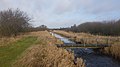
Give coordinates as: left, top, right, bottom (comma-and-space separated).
50, 32, 120, 67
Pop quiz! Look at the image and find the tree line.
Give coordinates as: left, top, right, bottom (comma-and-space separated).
60, 20, 120, 36
0, 9, 48, 37
30, 25, 48, 31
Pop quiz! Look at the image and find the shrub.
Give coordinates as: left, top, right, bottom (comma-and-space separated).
0, 9, 30, 36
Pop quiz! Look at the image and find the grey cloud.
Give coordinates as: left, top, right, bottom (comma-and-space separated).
75, 0, 120, 14
0, 0, 120, 28
1, 0, 119, 15
53, 0, 120, 14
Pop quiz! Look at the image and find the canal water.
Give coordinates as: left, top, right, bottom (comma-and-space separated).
50, 32, 120, 67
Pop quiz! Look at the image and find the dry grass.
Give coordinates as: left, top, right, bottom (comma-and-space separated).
53, 30, 75, 38
54, 30, 120, 61
14, 44, 85, 67
0, 32, 33, 47
0, 36, 22, 47
13, 31, 85, 67
54, 30, 120, 44
103, 42, 120, 60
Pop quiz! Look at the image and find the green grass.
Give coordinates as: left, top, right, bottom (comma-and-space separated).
0, 36, 38, 67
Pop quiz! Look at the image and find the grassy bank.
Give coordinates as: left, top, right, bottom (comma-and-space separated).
53, 30, 120, 44
103, 42, 120, 60
0, 36, 22, 47
53, 30, 120, 61
0, 36, 38, 67
14, 31, 85, 67
0, 31, 85, 67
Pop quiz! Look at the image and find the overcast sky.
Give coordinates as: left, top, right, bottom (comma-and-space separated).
0, 0, 120, 28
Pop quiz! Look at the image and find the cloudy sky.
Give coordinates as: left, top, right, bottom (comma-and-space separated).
0, 0, 120, 28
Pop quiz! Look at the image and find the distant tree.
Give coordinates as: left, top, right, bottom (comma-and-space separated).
0, 9, 31, 36
39, 25, 47, 29
63, 20, 120, 36
35, 25, 48, 31
70, 24, 77, 32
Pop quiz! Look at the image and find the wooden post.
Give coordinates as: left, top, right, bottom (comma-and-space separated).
96, 38, 98, 47
84, 38, 85, 47
106, 38, 108, 45
117, 37, 119, 42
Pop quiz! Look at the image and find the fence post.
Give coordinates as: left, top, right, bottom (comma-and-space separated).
106, 38, 108, 45
84, 38, 85, 47
117, 37, 119, 42
96, 38, 98, 47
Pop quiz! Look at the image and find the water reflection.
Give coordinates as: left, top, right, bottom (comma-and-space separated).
51, 32, 75, 44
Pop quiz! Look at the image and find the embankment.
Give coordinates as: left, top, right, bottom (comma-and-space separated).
13, 31, 85, 67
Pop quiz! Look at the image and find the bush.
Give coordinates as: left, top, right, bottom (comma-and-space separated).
0, 9, 30, 36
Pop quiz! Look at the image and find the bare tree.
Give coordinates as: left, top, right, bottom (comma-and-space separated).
0, 9, 31, 36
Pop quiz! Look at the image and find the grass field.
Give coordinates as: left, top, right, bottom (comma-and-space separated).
0, 36, 38, 67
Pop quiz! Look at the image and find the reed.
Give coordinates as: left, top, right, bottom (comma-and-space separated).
54, 30, 120, 61
14, 31, 85, 67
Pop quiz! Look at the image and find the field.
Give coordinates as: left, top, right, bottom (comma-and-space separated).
53, 30, 120, 61
0, 31, 85, 67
